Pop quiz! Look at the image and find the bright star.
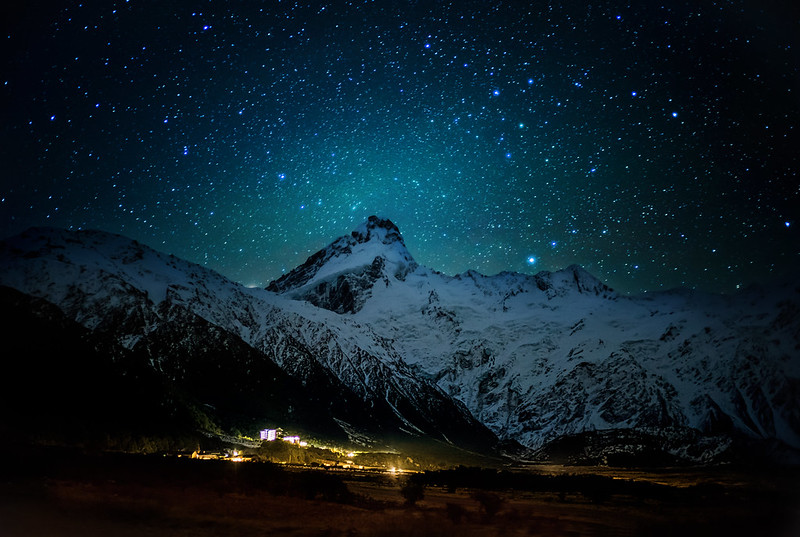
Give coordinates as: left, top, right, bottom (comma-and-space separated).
527, 256, 537, 265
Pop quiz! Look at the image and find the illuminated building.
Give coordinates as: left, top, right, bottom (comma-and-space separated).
260, 429, 278, 441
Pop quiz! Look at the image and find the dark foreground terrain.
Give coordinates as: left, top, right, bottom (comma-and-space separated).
1, 447, 798, 537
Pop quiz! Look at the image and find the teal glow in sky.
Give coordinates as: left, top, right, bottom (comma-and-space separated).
2, 1, 798, 293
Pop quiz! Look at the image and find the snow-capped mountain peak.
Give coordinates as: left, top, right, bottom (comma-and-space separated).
0, 225, 496, 449
267, 216, 418, 313
262, 221, 800, 459
351, 215, 407, 247
2, 220, 798, 463
536, 264, 616, 298
268, 216, 617, 317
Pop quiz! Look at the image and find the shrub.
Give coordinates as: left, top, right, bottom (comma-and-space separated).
400, 479, 426, 506
471, 490, 504, 522
445, 502, 466, 524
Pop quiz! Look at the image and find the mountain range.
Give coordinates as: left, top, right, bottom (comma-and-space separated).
1, 216, 798, 464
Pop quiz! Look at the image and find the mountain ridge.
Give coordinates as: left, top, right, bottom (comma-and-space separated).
2, 220, 798, 463
260, 217, 800, 458
267, 216, 419, 313
0, 225, 497, 452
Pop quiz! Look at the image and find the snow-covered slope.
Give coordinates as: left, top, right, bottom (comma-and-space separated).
267, 215, 418, 313
2, 219, 798, 462
269, 217, 800, 459
0, 226, 495, 449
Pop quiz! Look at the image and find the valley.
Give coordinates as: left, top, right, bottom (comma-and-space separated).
2, 447, 797, 537
1, 217, 798, 534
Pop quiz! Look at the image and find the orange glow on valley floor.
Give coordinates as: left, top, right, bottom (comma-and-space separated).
2, 449, 798, 537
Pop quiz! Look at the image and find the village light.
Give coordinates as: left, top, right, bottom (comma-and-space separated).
260, 429, 278, 441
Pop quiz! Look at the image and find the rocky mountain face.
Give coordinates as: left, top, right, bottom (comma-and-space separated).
1, 218, 798, 463
0, 285, 196, 449
267, 216, 418, 313
267, 217, 800, 462
0, 226, 495, 451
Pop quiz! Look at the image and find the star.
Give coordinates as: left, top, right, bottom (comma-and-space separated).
0, 1, 795, 295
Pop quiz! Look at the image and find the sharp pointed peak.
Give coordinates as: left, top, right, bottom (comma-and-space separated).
351, 216, 405, 246
267, 216, 416, 294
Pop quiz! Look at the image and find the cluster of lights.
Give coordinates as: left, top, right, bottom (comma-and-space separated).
260, 428, 308, 446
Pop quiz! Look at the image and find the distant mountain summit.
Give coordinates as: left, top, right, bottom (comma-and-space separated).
267, 216, 418, 313
2, 219, 799, 464
267, 215, 613, 315
350, 215, 411, 250
0, 225, 496, 451
266, 217, 800, 462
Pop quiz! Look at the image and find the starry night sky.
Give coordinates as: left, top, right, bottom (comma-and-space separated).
2, 1, 798, 294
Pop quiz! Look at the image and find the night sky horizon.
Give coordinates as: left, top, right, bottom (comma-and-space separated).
2, 1, 798, 295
